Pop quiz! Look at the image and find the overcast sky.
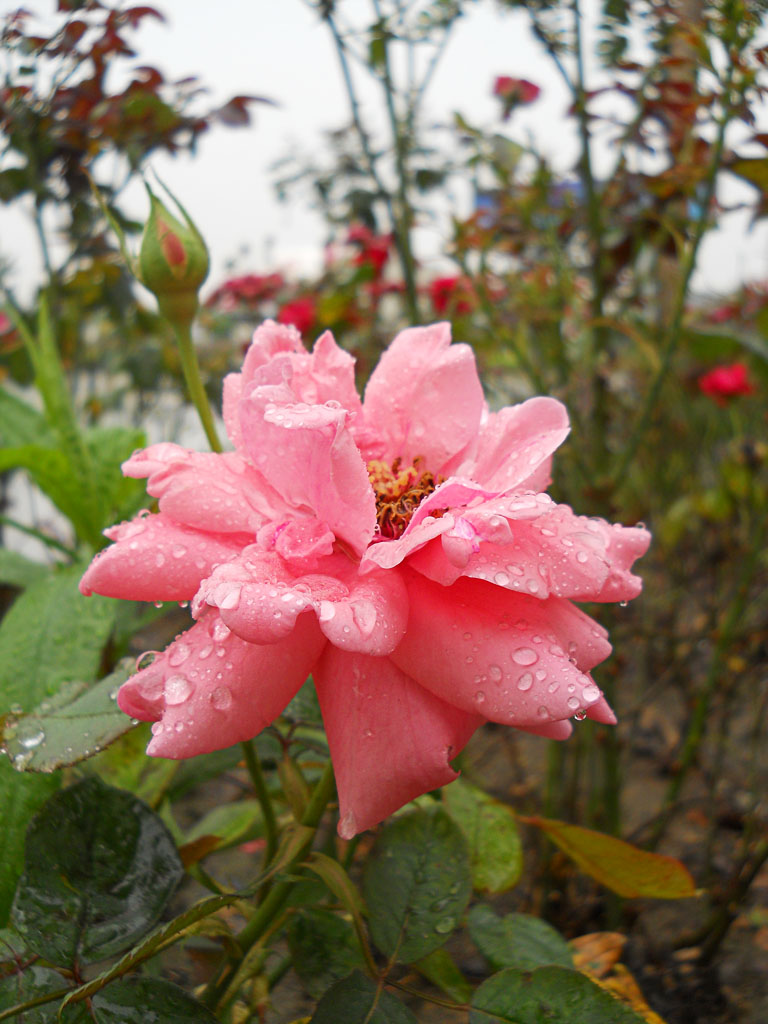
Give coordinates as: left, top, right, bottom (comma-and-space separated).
2, 0, 767, 301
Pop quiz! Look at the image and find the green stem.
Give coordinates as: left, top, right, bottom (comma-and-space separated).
0, 987, 74, 1022
647, 516, 764, 849
241, 740, 278, 866
173, 322, 222, 453
203, 760, 336, 1009
611, 62, 737, 490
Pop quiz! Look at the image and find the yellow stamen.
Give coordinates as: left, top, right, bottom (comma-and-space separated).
367, 456, 443, 539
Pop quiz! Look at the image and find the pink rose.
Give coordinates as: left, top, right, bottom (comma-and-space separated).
81, 322, 650, 838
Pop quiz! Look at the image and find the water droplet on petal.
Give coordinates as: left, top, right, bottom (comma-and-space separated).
582, 683, 601, 703
210, 686, 233, 711
213, 619, 231, 642
474, 690, 486, 704
488, 664, 503, 683
136, 650, 160, 672
574, 709, 588, 720
494, 571, 510, 586
168, 643, 191, 667
512, 647, 538, 666
165, 675, 192, 705
517, 672, 534, 691
567, 695, 581, 711
318, 600, 336, 622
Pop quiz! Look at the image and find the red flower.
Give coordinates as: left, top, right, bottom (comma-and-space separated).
427, 276, 476, 316
347, 224, 392, 276
698, 363, 755, 405
278, 297, 316, 335
206, 273, 285, 310
493, 76, 541, 119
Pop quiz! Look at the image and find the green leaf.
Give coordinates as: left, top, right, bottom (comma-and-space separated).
683, 328, 768, 365
413, 947, 473, 1004
524, 816, 698, 899
0, 550, 48, 590
467, 905, 573, 971
86, 722, 178, 805
0, 765, 60, 926
85, 425, 146, 526
362, 807, 471, 963
0, 387, 53, 448
469, 965, 647, 1023
0, 564, 117, 713
443, 780, 523, 893
181, 799, 263, 854
288, 909, 366, 999
11, 777, 184, 966
311, 971, 417, 1024
60, 977, 219, 1023
0, 445, 91, 536
0, 964, 71, 1023
2, 660, 136, 773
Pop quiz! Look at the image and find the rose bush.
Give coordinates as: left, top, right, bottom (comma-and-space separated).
81, 321, 649, 837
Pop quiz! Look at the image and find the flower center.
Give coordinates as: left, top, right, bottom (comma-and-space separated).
367, 456, 443, 539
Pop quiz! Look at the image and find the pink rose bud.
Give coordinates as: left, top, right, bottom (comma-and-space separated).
139, 186, 209, 330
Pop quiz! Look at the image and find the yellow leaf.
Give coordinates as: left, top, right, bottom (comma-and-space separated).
522, 816, 698, 899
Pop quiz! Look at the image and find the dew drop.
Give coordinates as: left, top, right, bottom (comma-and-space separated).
488, 664, 503, 683
318, 600, 336, 622
567, 695, 581, 711
168, 643, 190, 668
210, 686, 233, 711
212, 619, 231, 642
517, 672, 534, 691
582, 683, 601, 704
512, 647, 538, 666
574, 709, 588, 721
474, 690, 486, 704
219, 586, 241, 611
198, 643, 213, 661
136, 650, 159, 672
494, 571, 510, 586
165, 675, 192, 705
19, 729, 45, 750
172, 544, 187, 559
435, 917, 454, 934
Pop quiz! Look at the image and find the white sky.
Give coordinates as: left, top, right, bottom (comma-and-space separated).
2, 0, 767, 301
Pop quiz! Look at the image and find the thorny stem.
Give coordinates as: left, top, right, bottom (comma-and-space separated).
571, 0, 610, 477
241, 739, 278, 867
172, 321, 222, 453
0, 986, 74, 1022
371, 0, 420, 321
323, 8, 419, 321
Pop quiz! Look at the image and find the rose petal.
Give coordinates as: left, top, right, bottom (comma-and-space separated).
456, 398, 570, 492
80, 512, 246, 602
119, 610, 325, 758
239, 369, 375, 556
123, 443, 283, 532
391, 572, 608, 727
314, 647, 481, 838
197, 549, 409, 656
362, 323, 485, 472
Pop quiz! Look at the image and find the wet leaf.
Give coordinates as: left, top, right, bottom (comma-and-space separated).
362, 807, 471, 963
443, 779, 523, 893
469, 966, 647, 1023
523, 816, 697, 899
468, 905, 573, 971
310, 971, 417, 1023
0, 766, 60, 927
288, 909, 366, 999
12, 777, 183, 965
0, 564, 117, 713
414, 947, 473, 1004
3, 660, 136, 773
0, 964, 70, 1022
59, 977, 218, 1022
0, 550, 48, 590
